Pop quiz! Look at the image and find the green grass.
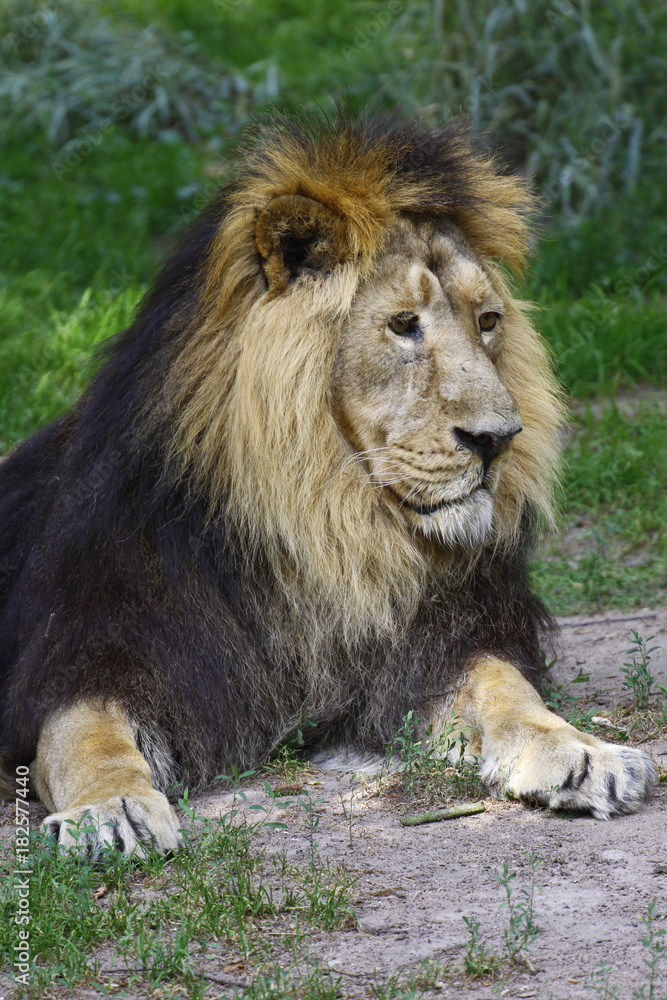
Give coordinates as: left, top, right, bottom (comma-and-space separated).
0, 286, 142, 453
531, 398, 667, 614
535, 294, 667, 398
1, 784, 357, 996
4, 794, 664, 996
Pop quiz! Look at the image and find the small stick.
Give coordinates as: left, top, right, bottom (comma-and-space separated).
400, 801, 485, 826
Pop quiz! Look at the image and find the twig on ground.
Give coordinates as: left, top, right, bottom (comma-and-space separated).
400, 802, 485, 826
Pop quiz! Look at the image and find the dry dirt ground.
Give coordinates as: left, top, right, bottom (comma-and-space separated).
186, 607, 667, 1000
2, 608, 667, 999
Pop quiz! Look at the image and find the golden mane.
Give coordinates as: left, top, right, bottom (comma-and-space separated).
165, 116, 564, 637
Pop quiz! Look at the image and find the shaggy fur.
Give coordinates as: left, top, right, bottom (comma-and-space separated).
0, 115, 562, 795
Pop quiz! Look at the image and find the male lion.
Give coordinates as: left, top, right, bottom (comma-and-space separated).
0, 116, 655, 857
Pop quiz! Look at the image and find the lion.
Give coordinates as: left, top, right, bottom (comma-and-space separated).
0, 115, 655, 857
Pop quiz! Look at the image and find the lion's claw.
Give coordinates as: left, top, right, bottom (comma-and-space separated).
482, 732, 656, 820
42, 791, 182, 860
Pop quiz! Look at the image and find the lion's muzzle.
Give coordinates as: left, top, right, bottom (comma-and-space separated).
453, 421, 522, 467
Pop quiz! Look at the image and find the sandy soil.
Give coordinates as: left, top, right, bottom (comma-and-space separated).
2, 607, 666, 999
192, 607, 667, 999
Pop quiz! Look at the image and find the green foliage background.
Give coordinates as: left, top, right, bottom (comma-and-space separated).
0, 0, 666, 612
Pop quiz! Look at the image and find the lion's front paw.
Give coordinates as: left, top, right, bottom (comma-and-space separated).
43, 790, 182, 860
482, 729, 656, 820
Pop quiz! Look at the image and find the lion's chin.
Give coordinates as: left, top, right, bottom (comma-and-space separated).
412, 488, 494, 548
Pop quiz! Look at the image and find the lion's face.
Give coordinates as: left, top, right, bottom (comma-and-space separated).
171, 119, 563, 631
331, 217, 522, 547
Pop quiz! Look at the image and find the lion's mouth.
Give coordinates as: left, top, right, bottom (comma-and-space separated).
387, 482, 487, 516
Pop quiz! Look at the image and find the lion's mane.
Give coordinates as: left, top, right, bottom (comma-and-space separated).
0, 116, 561, 792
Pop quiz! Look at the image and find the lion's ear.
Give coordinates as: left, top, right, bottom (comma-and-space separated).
256, 194, 349, 292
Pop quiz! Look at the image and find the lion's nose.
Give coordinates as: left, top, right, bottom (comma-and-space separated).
453, 423, 521, 464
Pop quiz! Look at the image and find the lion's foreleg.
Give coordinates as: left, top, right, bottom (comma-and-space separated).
453, 657, 656, 819
33, 700, 181, 858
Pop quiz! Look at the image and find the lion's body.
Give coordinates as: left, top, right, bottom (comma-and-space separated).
0, 116, 655, 850
0, 370, 549, 791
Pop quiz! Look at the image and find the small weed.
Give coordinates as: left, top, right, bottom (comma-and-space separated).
265, 719, 317, 782
382, 710, 484, 806
382, 708, 422, 792
370, 966, 425, 999
338, 774, 359, 848
240, 957, 344, 1000
462, 852, 542, 980
567, 707, 603, 733
461, 916, 503, 978
543, 655, 633, 738
585, 962, 622, 998
298, 790, 325, 868
622, 631, 662, 710
633, 899, 666, 1000
412, 957, 453, 991
291, 789, 358, 927
543, 655, 591, 715
585, 900, 666, 999
496, 851, 542, 960
264, 742, 314, 783
297, 861, 357, 930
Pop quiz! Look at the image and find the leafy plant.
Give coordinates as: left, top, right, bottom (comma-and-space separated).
461, 916, 503, 978
622, 631, 661, 710
265, 718, 317, 781
382, 710, 484, 804
633, 899, 667, 1000
369, 965, 426, 999
585, 899, 666, 999
338, 775, 360, 849
543, 655, 591, 714
496, 851, 542, 960
462, 852, 543, 979
585, 962, 622, 999
298, 789, 325, 869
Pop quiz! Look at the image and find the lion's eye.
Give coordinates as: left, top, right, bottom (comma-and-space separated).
479, 311, 500, 333
388, 314, 421, 338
